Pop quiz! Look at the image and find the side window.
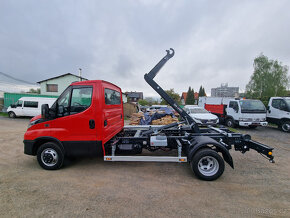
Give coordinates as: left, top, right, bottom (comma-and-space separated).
70, 87, 93, 114
229, 101, 235, 108
24, 101, 38, 108
272, 99, 281, 109
105, 88, 121, 105
16, 100, 23, 107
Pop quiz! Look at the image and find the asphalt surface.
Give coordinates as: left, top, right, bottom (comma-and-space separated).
0, 116, 289, 217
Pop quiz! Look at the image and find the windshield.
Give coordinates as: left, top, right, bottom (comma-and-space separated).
190, 108, 209, 114
240, 100, 266, 113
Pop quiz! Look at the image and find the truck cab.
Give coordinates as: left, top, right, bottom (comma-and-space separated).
267, 97, 290, 132
24, 80, 124, 169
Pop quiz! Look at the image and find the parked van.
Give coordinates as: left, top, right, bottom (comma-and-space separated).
7, 97, 57, 118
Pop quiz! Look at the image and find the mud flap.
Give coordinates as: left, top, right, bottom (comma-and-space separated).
188, 136, 234, 169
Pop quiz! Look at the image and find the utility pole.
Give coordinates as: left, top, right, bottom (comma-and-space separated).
79, 68, 82, 81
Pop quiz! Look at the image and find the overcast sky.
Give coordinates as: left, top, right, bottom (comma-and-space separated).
0, 0, 289, 97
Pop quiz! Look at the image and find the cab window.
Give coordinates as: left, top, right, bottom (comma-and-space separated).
70, 87, 93, 114
16, 100, 23, 107
104, 88, 121, 105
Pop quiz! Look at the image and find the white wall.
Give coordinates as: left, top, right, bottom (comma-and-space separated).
40, 75, 84, 96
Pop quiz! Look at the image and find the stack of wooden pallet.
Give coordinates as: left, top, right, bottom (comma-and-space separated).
129, 112, 144, 125
151, 115, 179, 125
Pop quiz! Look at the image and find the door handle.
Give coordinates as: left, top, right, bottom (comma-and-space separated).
89, 119, 95, 129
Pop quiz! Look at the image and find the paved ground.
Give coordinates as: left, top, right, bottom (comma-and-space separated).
0, 117, 289, 217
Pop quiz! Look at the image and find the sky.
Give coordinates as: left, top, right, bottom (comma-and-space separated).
0, 0, 290, 98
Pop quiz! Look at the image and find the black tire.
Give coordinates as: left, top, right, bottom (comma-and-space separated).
280, 121, 290, 132
8, 112, 16, 118
225, 118, 235, 128
37, 142, 64, 170
190, 148, 225, 181
249, 125, 257, 129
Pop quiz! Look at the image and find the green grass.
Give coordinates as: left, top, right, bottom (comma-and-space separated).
228, 127, 238, 132
0, 112, 8, 117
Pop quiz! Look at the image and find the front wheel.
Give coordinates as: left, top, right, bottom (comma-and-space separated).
37, 142, 64, 170
226, 118, 235, 128
280, 121, 290, 132
190, 148, 225, 181
8, 112, 16, 118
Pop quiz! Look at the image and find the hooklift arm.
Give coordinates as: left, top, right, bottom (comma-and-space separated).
144, 48, 200, 133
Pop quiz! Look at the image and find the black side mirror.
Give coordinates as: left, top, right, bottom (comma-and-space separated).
58, 105, 64, 115
10, 104, 16, 108
266, 106, 270, 110
41, 104, 49, 119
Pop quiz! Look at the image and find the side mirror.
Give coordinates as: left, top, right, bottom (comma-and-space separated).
58, 105, 64, 116
10, 104, 16, 108
41, 104, 49, 119
266, 106, 270, 110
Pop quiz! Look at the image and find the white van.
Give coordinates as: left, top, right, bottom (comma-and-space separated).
7, 97, 57, 118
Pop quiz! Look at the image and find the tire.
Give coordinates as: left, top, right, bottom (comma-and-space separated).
249, 125, 257, 129
37, 142, 64, 170
226, 118, 235, 128
190, 148, 225, 181
280, 121, 290, 132
8, 112, 16, 118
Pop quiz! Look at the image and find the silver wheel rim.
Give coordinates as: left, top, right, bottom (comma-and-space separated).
41, 148, 58, 167
9, 112, 15, 118
198, 156, 219, 176
282, 123, 290, 132
227, 120, 233, 127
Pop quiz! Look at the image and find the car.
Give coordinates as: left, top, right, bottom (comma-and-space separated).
184, 105, 219, 126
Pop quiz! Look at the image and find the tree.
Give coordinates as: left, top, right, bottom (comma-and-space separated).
160, 88, 181, 105
138, 99, 149, 106
185, 86, 195, 105
246, 53, 289, 98
198, 86, 206, 97
27, 88, 40, 94
144, 97, 154, 106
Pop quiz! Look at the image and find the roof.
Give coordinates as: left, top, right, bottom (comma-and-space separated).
181, 92, 187, 101
37, 73, 88, 84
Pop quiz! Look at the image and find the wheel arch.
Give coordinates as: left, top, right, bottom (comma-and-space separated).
188, 136, 234, 168
32, 137, 65, 155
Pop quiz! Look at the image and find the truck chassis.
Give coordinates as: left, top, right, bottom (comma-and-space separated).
103, 48, 274, 181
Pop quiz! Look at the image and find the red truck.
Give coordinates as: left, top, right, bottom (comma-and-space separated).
24, 49, 274, 181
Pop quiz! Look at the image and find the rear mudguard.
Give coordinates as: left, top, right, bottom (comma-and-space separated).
187, 136, 234, 168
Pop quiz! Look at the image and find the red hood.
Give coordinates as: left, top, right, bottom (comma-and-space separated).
30, 114, 42, 122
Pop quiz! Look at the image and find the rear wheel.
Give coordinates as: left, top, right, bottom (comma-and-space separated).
8, 112, 16, 118
280, 121, 290, 132
226, 118, 235, 128
191, 148, 225, 181
37, 142, 64, 170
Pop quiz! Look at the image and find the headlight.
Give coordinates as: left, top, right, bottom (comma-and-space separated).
27, 119, 40, 129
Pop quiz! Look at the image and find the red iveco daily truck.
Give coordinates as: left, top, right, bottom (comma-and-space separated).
24, 49, 274, 181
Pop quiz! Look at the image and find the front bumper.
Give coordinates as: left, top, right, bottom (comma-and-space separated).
239, 121, 268, 127
23, 140, 35, 155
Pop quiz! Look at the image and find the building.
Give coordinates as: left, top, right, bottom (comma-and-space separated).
37, 73, 88, 96
211, 83, 239, 98
181, 92, 199, 105
125, 92, 143, 102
